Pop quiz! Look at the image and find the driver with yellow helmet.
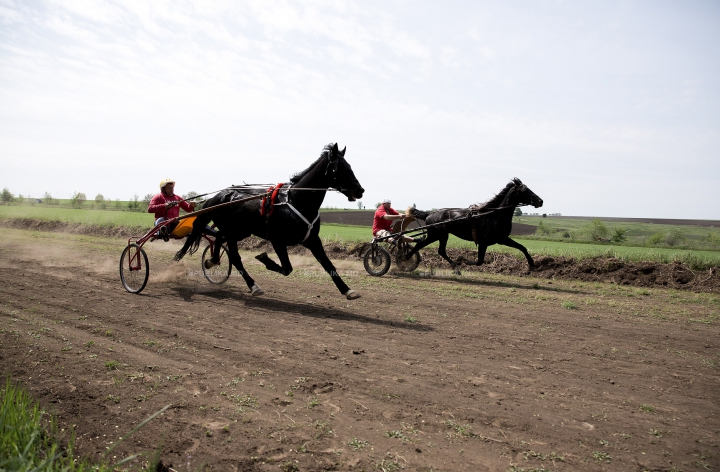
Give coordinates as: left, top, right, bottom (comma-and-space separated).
148, 179, 195, 240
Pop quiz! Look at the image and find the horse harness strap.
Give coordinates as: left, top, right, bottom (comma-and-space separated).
285, 203, 320, 243
260, 183, 285, 216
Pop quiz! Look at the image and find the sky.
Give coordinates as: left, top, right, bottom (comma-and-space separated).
1, 0, 719, 219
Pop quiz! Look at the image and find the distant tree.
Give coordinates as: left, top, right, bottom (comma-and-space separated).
610, 228, 628, 243
374, 202, 381, 208
115, 198, 121, 210
16, 194, 25, 204
70, 192, 87, 208
646, 232, 665, 246
665, 229, 686, 247
128, 194, 140, 211
43, 192, 53, 204
1, 187, 14, 203
513, 208, 522, 217
585, 219, 608, 241
542, 213, 547, 218
182, 191, 199, 202
142, 193, 154, 206
535, 220, 553, 236
95, 194, 107, 209
356, 200, 363, 210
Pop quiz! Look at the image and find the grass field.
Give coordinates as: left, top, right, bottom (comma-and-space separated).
3, 205, 720, 267
0, 205, 162, 227
319, 223, 720, 266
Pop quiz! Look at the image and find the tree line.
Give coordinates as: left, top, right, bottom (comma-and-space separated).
1, 187, 199, 212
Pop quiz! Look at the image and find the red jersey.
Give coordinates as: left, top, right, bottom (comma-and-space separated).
373, 206, 399, 235
147, 193, 193, 220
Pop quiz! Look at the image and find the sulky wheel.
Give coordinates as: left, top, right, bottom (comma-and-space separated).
202, 243, 232, 284
120, 243, 149, 294
396, 250, 421, 272
363, 246, 391, 277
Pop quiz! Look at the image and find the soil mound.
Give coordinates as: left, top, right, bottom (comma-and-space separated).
0, 217, 145, 238
3, 218, 717, 292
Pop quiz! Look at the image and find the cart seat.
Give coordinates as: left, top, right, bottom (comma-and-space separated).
171, 217, 197, 238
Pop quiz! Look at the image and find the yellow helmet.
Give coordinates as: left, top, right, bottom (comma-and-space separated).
159, 178, 175, 189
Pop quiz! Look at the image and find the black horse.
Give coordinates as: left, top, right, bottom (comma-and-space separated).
175, 143, 365, 299
405, 178, 543, 275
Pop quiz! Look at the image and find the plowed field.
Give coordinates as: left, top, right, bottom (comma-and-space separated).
1, 229, 718, 471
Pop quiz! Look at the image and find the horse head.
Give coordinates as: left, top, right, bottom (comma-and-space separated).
325, 143, 364, 202
510, 178, 543, 208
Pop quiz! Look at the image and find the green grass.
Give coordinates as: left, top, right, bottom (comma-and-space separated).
0, 376, 107, 471
0, 205, 152, 227
319, 223, 720, 267
0, 376, 170, 471
3, 205, 719, 267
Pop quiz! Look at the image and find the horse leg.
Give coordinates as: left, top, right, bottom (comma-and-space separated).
225, 241, 264, 296
499, 236, 535, 270
437, 233, 461, 275
402, 229, 440, 258
303, 235, 358, 300
254, 242, 293, 276
204, 234, 225, 268
475, 245, 488, 266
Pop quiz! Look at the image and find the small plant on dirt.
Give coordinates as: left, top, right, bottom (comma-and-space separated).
298, 444, 308, 453
348, 437, 369, 451
285, 390, 294, 397
104, 330, 113, 337
404, 315, 417, 323
649, 428, 670, 437
106, 394, 120, 404
561, 300, 577, 310
524, 450, 564, 462
375, 454, 401, 472
591, 451, 611, 463
281, 462, 299, 472
228, 377, 244, 386
385, 430, 410, 442
444, 419, 476, 438
229, 394, 258, 409
105, 360, 119, 370
312, 420, 333, 438
306, 396, 319, 409
84, 341, 94, 347
639, 404, 656, 413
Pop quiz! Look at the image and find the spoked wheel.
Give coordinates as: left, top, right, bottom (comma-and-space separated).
120, 243, 149, 294
396, 246, 421, 272
202, 243, 232, 284
363, 246, 391, 277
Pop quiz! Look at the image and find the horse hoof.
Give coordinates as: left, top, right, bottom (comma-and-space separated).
528, 265, 536, 272
250, 285, 264, 296
255, 252, 267, 261
345, 290, 361, 300
204, 259, 217, 269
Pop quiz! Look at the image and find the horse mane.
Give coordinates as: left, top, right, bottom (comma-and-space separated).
470, 178, 520, 211
289, 143, 333, 184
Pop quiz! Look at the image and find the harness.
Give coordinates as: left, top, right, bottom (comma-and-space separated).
259, 183, 320, 243
260, 183, 285, 216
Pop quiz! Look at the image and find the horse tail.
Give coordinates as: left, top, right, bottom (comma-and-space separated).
407, 206, 431, 221
174, 213, 213, 261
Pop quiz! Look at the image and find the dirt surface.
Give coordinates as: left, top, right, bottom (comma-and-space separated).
1, 229, 719, 472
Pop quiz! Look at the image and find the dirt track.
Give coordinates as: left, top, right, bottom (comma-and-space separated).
1, 228, 719, 471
